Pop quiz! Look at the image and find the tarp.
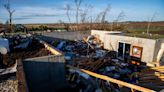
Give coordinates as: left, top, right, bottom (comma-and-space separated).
0, 38, 9, 54
14, 38, 32, 49
0, 62, 17, 76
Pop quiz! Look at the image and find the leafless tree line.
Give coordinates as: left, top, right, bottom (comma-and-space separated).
3, 0, 156, 32
1, 0, 128, 32
64, 0, 127, 31
3, 0, 126, 32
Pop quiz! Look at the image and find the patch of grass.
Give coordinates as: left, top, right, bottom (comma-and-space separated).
125, 33, 164, 39
127, 27, 164, 35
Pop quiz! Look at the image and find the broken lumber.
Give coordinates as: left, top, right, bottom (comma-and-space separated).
67, 65, 155, 92
41, 40, 63, 55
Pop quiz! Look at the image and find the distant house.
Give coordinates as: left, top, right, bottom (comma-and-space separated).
14, 24, 27, 32
91, 30, 164, 66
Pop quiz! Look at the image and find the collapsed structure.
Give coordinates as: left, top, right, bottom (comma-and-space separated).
91, 30, 164, 66
0, 30, 164, 92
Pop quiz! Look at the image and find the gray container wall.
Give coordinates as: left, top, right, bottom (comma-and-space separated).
42, 31, 90, 41
23, 55, 67, 92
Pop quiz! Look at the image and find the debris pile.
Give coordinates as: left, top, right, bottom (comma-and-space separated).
51, 35, 140, 81
65, 54, 142, 91
52, 40, 89, 56
1, 35, 50, 68
0, 35, 52, 92
0, 34, 162, 92
65, 67, 100, 92
83, 35, 103, 49
139, 66, 164, 91
49, 35, 147, 91
51, 35, 105, 59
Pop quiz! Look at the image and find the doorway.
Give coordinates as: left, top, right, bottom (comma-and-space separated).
118, 42, 131, 60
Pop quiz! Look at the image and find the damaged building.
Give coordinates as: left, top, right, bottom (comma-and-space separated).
0, 30, 164, 92
91, 30, 164, 66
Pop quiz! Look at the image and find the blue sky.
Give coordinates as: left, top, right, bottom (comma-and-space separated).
0, 0, 164, 24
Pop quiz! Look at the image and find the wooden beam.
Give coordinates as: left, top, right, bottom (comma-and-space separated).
67, 65, 155, 92
80, 69, 156, 92
83, 38, 95, 49
42, 41, 63, 55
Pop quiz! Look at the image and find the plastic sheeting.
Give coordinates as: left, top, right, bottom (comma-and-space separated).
0, 62, 17, 75
0, 38, 10, 55
14, 38, 32, 49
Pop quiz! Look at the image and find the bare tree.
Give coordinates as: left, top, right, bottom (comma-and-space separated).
89, 16, 93, 30
101, 4, 111, 24
115, 11, 125, 26
94, 4, 110, 24
111, 11, 125, 31
95, 12, 102, 23
57, 19, 69, 31
101, 4, 111, 30
4, 0, 15, 32
146, 12, 157, 34
65, 4, 71, 23
80, 10, 87, 23
74, 0, 83, 24
58, 20, 64, 24
89, 6, 94, 23
80, 4, 92, 23
94, 4, 110, 30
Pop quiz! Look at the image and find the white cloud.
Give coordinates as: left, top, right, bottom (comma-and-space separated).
1, 4, 163, 24
16, 6, 65, 17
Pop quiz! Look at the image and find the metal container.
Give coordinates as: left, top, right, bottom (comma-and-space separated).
22, 55, 67, 92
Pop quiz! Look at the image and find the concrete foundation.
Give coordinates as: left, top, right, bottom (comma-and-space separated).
42, 31, 90, 41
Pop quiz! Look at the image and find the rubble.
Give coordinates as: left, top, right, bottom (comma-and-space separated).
47, 35, 151, 92
51, 35, 140, 73
0, 34, 162, 92
66, 68, 101, 92
50, 35, 104, 56
14, 38, 32, 49
139, 66, 164, 91
0, 62, 17, 76
0, 34, 53, 92
1, 36, 50, 68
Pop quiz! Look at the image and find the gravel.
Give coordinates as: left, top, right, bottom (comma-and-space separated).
0, 78, 18, 92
